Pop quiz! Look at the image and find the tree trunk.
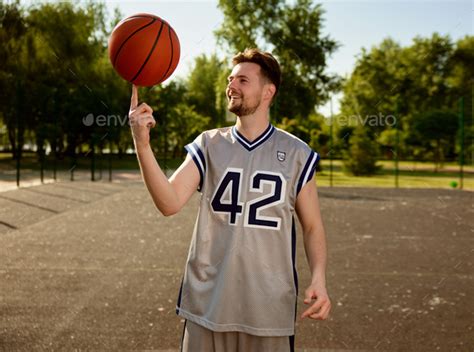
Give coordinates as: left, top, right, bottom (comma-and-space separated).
16, 124, 25, 161
434, 140, 440, 172
65, 134, 77, 159
439, 142, 445, 169
8, 123, 17, 160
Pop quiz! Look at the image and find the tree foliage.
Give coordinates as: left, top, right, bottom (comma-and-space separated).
0, 1, 471, 178
215, 0, 342, 122
411, 109, 458, 170
343, 126, 381, 176
186, 54, 228, 127
338, 33, 473, 173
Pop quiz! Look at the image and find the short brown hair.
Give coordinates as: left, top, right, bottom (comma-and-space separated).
232, 48, 281, 98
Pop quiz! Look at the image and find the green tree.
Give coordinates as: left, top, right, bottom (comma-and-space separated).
343, 126, 381, 176
186, 54, 227, 127
448, 36, 474, 164
411, 110, 458, 170
168, 103, 210, 158
340, 38, 403, 140
26, 1, 111, 159
339, 33, 467, 170
141, 80, 214, 159
0, 0, 27, 159
276, 113, 325, 150
335, 124, 355, 158
448, 36, 474, 100
376, 128, 408, 160
400, 34, 455, 116
141, 81, 185, 157
215, 0, 341, 122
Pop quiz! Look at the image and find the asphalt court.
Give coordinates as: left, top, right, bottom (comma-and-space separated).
0, 181, 472, 351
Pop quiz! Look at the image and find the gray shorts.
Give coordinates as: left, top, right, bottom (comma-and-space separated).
180, 319, 295, 352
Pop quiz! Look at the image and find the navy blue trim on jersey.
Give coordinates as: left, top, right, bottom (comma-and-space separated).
180, 319, 187, 352
296, 151, 320, 196
232, 124, 275, 151
184, 142, 206, 191
289, 334, 295, 352
176, 275, 184, 315
291, 216, 298, 320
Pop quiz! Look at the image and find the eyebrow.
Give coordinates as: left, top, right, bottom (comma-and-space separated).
227, 74, 250, 81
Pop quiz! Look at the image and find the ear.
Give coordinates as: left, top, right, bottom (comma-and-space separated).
264, 83, 276, 101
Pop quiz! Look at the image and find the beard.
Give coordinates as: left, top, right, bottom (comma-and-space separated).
227, 95, 261, 116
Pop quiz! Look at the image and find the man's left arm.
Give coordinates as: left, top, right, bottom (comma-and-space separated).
295, 177, 331, 320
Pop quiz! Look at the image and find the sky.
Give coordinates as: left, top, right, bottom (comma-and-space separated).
104, 0, 472, 115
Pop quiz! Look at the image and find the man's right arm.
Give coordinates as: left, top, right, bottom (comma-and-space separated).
129, 84, 200, 216
135, 145, 200, 216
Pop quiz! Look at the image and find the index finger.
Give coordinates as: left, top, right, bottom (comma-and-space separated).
301, 300, 324, 318
130, 84, 138, 110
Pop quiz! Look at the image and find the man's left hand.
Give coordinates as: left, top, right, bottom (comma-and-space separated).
300, 283, 331, 320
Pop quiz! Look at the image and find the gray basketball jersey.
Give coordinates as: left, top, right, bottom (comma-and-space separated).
175, 123, 320, 337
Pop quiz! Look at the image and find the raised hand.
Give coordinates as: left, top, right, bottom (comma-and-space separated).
128, 84, 156, 150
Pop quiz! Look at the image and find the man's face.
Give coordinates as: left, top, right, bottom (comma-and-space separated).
226, 62, 267, 117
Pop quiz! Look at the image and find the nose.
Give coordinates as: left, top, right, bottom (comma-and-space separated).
227, 79, 237, 91
227, 86, 239, 100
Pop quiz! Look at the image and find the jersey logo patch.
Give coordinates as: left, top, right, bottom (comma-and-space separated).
277, 151, 286, 162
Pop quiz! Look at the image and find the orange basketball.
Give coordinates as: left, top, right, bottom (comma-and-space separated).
108, 13, 180, 86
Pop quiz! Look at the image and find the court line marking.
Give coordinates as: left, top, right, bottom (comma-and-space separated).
0, 195, 59, 213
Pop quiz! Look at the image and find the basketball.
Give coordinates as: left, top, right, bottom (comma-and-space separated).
108, 13, 180, 86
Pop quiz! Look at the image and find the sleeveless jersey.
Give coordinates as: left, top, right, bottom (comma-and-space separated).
175, 123, 320, 337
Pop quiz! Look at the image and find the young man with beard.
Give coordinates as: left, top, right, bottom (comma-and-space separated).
129, 48, 331, 352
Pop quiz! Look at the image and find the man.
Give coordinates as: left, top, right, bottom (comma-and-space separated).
129, 48, 331, 352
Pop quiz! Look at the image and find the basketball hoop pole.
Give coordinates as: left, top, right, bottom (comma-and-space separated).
15, 80, 21, 188
394, 103, 399, 189
329, 97, 334, 188
458, 96, 465, 190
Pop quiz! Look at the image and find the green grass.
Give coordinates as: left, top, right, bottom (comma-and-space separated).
0, 152, 182, 171
374, 159, 474, 172
1, 152, 472, 191
317, 160, 473, 190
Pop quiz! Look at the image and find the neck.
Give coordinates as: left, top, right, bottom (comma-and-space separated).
235, 111, 270, 142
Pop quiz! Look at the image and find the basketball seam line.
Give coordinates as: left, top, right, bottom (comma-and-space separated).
124, 15, 157, 20
131, 20, 164, 84
125, 14, 172, 29
158, 25, 174, 83
112, 18, 156, 67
